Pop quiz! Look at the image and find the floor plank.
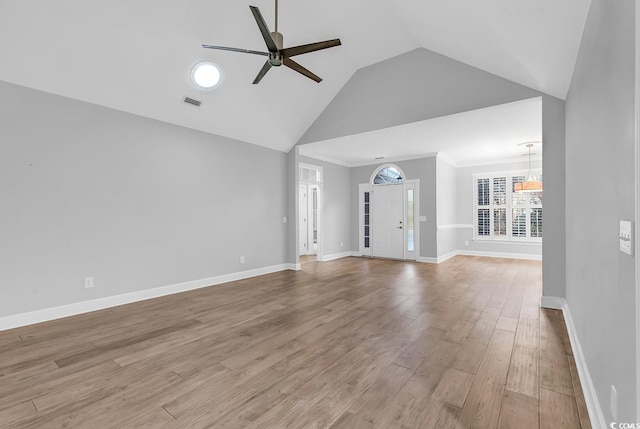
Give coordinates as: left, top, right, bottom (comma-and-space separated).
455, 328, 515, 429
0, 401, 37, 427
540, 387, 581, 429
495, 316, 518, 332
347, 363, 414, 423
416, 399, 461, 429
498, 389, 539, 429
506, 344, 539, 398
539, 352, 575, 397
432, 367, 474, 408
568, 355, 592, 429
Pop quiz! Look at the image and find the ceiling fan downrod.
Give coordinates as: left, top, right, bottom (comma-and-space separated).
271, 0, 283, 51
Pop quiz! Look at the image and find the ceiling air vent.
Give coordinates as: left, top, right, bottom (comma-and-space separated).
183, 97, 202, 107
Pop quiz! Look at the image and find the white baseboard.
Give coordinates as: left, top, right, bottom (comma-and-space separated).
288, 263, 302, 271
417, 256, 438, 264
541, 297, 607, 429
418, 250, 542, 264
436, 224, 474, 230
457, 250, 542, 261
540, 295, 564, 310
0, 263, 295, 332
436, 251, 458, 263
417, 251, 457, 264
319, 251, 358, 262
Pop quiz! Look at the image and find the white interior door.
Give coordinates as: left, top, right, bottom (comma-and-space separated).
299, 185, 309, 255
371, 184, 404, 259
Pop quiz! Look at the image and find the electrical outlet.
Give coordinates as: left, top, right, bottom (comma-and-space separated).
465, 241, 469, 246
340, 242, 344, 248
610, 385, 618, 421
240, 256, 245, 264
619, 220, 633, 255
283, 217, 287, 223
84, 277, 94, 289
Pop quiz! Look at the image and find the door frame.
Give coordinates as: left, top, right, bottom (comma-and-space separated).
358, 179, 420, 260
299, 162, 323, 261
298, 183, 319, 256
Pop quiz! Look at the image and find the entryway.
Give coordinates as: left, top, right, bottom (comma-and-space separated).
359, 164, 419, 260
299, 163, 322, 259
298, 183, 318, 256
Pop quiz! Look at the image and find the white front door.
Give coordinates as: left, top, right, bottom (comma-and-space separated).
371, 184, 405, 259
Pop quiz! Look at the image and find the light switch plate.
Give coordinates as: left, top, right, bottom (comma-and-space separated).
419, 216, 427, 222
619, 220, 633, 255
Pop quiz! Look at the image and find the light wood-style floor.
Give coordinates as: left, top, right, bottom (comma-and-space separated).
0, 256, 591, 428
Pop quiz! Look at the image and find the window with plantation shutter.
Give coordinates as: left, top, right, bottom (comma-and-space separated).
477, 178, 489, 206
478, 209, 490, 236
473, 171, 542, 242
494, 208, 507, 236
531, 208, 543, 238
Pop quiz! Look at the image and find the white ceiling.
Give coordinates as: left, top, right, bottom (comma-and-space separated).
299, 97, 542, 167
0, 1, 590, 153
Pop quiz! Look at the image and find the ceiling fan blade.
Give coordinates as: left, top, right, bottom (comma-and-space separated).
202, 45, 269, 56
283, 57, 322, 83
281, 39, 341, 58
253, 60, 273, 84
249, 6, 278, 53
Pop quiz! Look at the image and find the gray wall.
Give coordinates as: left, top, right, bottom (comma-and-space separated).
565, 0, 637, 422
351, 158, 437, 258
0, 81, 288, 317
298, 156, 352, 257
436, 156, 458, 257
287, 148, 297, 265
542, 96, 567, 298
455, 160, 543, 258
298, 48, 540, 144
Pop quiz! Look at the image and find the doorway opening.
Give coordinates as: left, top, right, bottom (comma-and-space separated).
359, 164, 419, 260
299, 163, 322, 260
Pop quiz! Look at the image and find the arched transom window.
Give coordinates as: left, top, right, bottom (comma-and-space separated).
372, 165, 404, 184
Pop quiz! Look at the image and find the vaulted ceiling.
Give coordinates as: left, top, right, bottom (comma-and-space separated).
0, 0, 590, 153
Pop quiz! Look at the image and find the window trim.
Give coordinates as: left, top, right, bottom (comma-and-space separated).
472, 169, 542, 243
299, 162, 323, 184
369, 163, 406, 185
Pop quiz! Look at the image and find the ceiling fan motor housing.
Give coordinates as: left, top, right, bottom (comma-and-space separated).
269, 32, 284, 66
271, 32, 284, 49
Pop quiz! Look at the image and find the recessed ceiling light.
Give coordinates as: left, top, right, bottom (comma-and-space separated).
191, 61, 222, 90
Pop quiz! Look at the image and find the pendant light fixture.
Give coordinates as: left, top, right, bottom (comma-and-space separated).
514, 142, 543, 192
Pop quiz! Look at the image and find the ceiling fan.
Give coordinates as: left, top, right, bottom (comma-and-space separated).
202, 0, 341, 84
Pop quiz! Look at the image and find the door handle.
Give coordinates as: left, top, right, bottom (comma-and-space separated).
397, 226, 403, 229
